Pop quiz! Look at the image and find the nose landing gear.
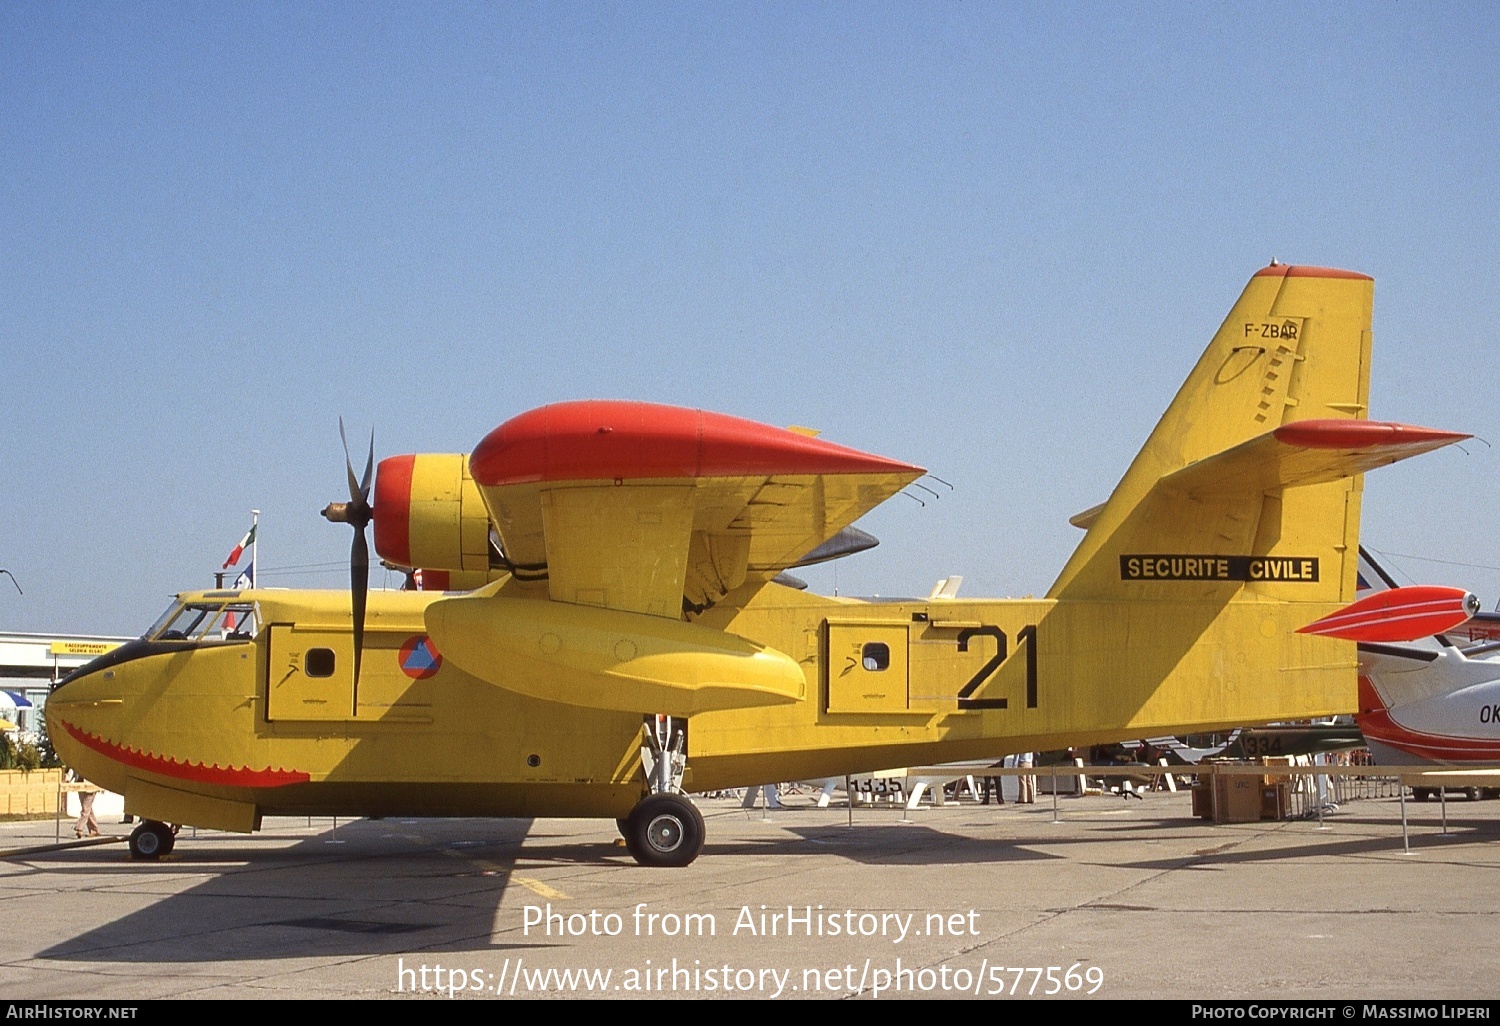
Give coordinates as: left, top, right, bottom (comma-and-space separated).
128, 820, 178, 860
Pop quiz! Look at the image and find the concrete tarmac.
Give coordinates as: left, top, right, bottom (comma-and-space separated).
1, 787, 1497, 1000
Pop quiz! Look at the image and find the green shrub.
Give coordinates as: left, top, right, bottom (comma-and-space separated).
34, 720, 61, 769
0, 734, 42, 772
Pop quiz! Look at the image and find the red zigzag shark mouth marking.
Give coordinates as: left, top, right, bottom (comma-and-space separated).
58, 720, 311, 788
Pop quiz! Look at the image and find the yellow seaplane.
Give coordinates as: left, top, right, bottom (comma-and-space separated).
48, 264, 1466, 866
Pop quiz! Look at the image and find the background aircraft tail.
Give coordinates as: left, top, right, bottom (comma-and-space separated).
1357, 546, 1401, 595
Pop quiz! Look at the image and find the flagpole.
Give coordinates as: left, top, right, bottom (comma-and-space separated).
251, 510, 260, 589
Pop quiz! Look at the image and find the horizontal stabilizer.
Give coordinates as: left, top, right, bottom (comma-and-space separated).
1160, 420, 1469, 500
1068, 502, 1105, 530
1300, 586, 1480, 641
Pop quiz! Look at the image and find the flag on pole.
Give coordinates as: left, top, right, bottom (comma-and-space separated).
223, 525, 257, 569
226, 561, 254, 630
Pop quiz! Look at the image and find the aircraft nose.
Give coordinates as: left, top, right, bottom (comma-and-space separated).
46, 656, 130, 742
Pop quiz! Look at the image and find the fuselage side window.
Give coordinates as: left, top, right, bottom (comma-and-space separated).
305, 648, 336, 678
861, 642, 891, 672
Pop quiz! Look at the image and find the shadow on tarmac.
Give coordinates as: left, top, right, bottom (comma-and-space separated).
31, 799, 1496, 964
28, 814, 1064, 963
34, 818, 543, 963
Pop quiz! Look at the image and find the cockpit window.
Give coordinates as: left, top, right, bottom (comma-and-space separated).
146, 601, 258, 642
221, 604, 257, 638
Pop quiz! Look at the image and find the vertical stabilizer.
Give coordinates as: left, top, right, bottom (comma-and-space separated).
1049, 264, 1374, 605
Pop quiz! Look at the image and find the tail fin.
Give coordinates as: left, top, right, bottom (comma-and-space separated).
1357, 546, 1401, 594
1049, 264, 1464, 603
1029, 265, 1467, 732
1349, 548, 1500, 646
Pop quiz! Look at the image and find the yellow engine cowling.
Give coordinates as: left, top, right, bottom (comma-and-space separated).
373, 454, 492, 574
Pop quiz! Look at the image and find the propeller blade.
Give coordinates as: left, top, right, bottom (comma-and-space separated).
338, 417, 362, 505
351, 523, 369, 687
335, 417, 375, 687
359, 429, 375, 503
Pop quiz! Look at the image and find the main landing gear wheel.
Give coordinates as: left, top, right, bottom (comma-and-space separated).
623, 793, 705, 868
128, 820, 176, 860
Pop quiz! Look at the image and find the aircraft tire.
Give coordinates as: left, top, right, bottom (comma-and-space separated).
128, 820, 175, 860
624, 794, 705, 868
615, 817, 629, 839
1465, 787, 1482, 802
1412, 788, 1433, 802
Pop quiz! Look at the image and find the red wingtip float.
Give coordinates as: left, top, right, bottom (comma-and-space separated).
1298, 586, 1481, 643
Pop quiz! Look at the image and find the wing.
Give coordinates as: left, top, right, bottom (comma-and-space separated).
422, 401, 922, 716
466, 401, 923, 617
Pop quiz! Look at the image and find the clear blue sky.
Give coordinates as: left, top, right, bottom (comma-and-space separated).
2, 2, 1497, 635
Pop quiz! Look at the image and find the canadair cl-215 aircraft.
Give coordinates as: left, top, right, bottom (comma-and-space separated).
49, 264, 1468, 866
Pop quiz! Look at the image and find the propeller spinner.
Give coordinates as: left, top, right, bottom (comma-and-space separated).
321, 418, 374, 686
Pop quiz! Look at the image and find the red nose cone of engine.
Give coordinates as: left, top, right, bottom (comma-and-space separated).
372, 454, 415, 566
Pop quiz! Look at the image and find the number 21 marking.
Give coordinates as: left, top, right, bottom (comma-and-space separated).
955, 624, 1038, 710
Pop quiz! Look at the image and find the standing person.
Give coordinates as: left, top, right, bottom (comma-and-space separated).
1018, 752, 1037, 805
979, 761, 1004, 805
70, 769, 101, 838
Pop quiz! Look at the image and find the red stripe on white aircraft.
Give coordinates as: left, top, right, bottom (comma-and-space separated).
1356, 676, 1500, 763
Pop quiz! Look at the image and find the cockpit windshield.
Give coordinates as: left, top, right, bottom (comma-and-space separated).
145, 600, 258, 642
